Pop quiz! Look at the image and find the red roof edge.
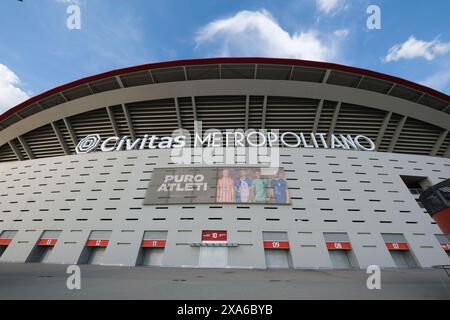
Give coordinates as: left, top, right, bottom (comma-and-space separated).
1, 57, 449, 123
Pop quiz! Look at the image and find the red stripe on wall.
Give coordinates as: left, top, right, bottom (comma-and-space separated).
86, 239, 109, 247
263, 241, 290, 249
202, 230, 227, 242
0, 239, 12, 246
326, 242, 352, 250
141, 240, 166, 248
38, 239, 58, 246
385, 242, 409, 250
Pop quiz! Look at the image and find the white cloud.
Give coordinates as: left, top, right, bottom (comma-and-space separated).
384, 36, 450, 62
315, 0, 345, 15
0, 64, 29, 114
195, 9, 346, 61
420, 69, 450, 92
333, 29, 349, 37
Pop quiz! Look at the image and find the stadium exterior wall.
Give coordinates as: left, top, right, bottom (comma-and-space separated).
0, 58, 450, 269
0, 147, 449, 268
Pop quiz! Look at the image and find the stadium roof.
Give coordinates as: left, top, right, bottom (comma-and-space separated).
1, 57, 449, 131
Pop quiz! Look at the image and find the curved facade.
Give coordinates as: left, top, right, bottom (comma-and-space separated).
0, 57, 449, 269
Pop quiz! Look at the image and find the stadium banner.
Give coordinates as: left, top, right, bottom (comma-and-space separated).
144, 167, 291, 205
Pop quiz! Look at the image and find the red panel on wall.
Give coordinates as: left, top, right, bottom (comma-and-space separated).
86, 239, 109, 247
202, 230, 227, 242
326, 242, 352, 250
263, 241, 290, 249
433, 208, 450, 235
38, 239, 58, 246
385, 242, 409, 250
0, 239, 12, 246
141, 240, 166, 248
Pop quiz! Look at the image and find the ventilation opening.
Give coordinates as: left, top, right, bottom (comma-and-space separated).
26, 246, 54, 263
78, 231, 111, 265
198, 230, 228, 268
389, 250, 418, 268
26, 231, 60, 263
382, 233, 418, 268
0, 245, 7, 258
78, 246, 108, 265
324, 232, 359, 269
264, 249, 293, 269
137, 248, 165, 267
136, 231, 168, 267
263, 232, 292, 269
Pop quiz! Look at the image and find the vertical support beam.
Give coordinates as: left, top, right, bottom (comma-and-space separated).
327, 102, 341, 138
51, 122, 69, 155
355, 76, 365, 88
115, 76, 124, 88
17, 136, 33, 160
431, 129, 449, 156
322, 69, 331, 83
183, 66, 188, 81
375, 111, 392, 150
386, 83, 396, 95
253, 64, 258, 79
59, 92, 68, 102
414, 92, 425, 103
122, 104, 135, 140
8, 141, 23, 161
106, 106, 120, 137
148, 70, 155, 84
312, 99, 324, 133
261, 95, 268, 129
86, 83, 95, 95
288, 65, 294, 80
219, 64, 222, 79
244, 95, 250, 130
63, 117, 78, 147
388, 115, 407, 152
191, 96, 198, 121
174, 97, 182, 128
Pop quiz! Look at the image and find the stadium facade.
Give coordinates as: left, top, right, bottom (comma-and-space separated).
0, 57, 449, 269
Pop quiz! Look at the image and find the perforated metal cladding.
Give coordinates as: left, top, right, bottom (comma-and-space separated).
69, 108, 116, 139
126, 99, 179, 136
0, 144, 16, 162
22, 124, 65, 159
334, 103, 386, 142
0, 147, 449, 268
394, 118, 443, 155
265, 97, 319, 132
195, 96, 247, 132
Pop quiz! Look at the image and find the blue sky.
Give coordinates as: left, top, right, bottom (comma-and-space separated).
0, 0, 449, 113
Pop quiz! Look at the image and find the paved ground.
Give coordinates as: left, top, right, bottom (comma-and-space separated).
0, 263, 449, 299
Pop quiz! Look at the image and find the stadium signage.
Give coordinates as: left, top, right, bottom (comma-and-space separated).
75, 131, 376, 154
144, 167, 291, 205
